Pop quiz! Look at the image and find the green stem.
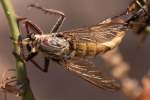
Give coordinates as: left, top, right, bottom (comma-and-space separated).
0, 0, 35, 100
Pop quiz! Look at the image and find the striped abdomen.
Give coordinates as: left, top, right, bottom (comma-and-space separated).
62, 17, 128, 57
74, 31, 125, 57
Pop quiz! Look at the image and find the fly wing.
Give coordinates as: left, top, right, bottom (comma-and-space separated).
61, 18, 127, 43
64, 58, 120, 91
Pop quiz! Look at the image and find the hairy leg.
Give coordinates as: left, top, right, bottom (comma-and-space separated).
29, 4, 66, 33
16, 15, 52, 72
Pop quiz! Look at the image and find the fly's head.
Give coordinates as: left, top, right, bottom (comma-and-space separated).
21, 34, 40, 53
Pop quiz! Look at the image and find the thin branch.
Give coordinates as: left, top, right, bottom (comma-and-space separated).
0, 0, 35, 100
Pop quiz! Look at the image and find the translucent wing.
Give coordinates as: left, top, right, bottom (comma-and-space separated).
61, 18, 127, 43
64, 58, 120, 91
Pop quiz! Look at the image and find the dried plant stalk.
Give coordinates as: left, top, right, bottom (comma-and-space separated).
134, 72, 150, 100
101, 48, 142, 99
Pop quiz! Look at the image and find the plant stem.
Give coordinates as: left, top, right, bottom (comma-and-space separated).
0, 0, 35, 100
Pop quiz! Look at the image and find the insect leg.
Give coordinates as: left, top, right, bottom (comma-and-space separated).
20, 47, 48, 72
43, 57, 50, 72
19, 44, 50, 72
15, 17, 50, 72
27, 58, 49, 72
21, 20, 42, 63
29, 57, 50, 72
16, 15, 43, 35
20, 20, 50, 72
50, 11, 65, 33
16, 16, 27, 28
25, 48, 38, 61
29, 4, 66, 33
13, 50, 44, 72
24, 20, 44, 35
21, 44, 50, 72
12, 34, 37, 62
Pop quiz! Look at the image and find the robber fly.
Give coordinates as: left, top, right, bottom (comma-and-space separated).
126, 0, 150, 42
16, 3, 146, 91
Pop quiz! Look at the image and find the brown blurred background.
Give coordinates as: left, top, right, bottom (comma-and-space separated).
0, 0, 150, 100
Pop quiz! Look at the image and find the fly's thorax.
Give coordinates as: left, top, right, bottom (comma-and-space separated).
37, 35, 70, 59
30, 34, 52, 49
33, 34, 52, 42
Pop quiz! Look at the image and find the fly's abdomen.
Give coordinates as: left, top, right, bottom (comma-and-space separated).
75, 42, 110, 57
75, 42, 96, 56
75, 31, 125, 57
75, 42, 87, 56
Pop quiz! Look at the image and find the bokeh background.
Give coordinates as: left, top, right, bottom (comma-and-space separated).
0, 0, 150, 100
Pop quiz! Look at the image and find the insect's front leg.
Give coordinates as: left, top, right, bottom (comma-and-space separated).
29, 4, 66, 33
16, 15, 44, 36
24, 20, 44, 35
26, 56, 50, 72
16, 16, 27, 28
43, 57, 50, 72
18, 21, 50, 72
19, 47, 50, 72
17, 41, 50, 72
